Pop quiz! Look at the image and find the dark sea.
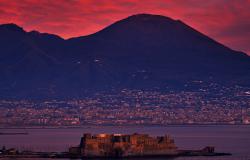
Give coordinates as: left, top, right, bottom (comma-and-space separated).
0, 125, 250, 160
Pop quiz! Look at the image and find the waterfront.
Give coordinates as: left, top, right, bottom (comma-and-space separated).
0, 125, 250, 160
1, 89, 250, 126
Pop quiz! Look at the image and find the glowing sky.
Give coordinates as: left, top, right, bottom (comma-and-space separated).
0, 0, 249, 55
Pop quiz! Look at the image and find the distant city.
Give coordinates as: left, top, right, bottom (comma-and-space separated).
1, 82, 250, 127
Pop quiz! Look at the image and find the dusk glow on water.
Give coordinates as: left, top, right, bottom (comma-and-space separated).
1, 125, 250, 159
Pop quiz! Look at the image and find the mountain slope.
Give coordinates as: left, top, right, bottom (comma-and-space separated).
0, 14, 249, 98
67, 14, 250, 88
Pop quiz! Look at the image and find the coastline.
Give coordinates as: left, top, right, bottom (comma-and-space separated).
0, 150, 232, 159
0, 124, 250, 130
1, 125, 249, 159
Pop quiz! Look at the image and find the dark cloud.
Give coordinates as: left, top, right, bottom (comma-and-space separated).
0, 0, 249, 55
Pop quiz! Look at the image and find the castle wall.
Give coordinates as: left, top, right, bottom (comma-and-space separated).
69, 133, 177, 157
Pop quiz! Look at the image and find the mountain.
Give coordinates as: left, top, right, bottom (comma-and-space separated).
0, 14, 249, 99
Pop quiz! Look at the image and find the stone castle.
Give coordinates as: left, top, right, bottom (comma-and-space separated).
69, 133, 177, 157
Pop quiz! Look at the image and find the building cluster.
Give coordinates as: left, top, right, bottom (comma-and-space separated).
0, 86, 250, 126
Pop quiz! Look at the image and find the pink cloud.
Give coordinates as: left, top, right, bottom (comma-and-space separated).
0, 0, 249, 55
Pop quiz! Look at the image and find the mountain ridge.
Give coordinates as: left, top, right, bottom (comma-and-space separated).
0, 14, 249, 99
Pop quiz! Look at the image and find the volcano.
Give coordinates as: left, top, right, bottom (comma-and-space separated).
0, 14, 249, 98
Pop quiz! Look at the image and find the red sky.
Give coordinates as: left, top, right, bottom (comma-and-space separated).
0, 0, 249, 55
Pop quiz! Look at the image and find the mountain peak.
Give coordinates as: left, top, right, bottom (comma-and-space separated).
119, 13, 180, 26
0, 23, 25, 32
127, 13, 177, 21
88, 13, 182, 39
